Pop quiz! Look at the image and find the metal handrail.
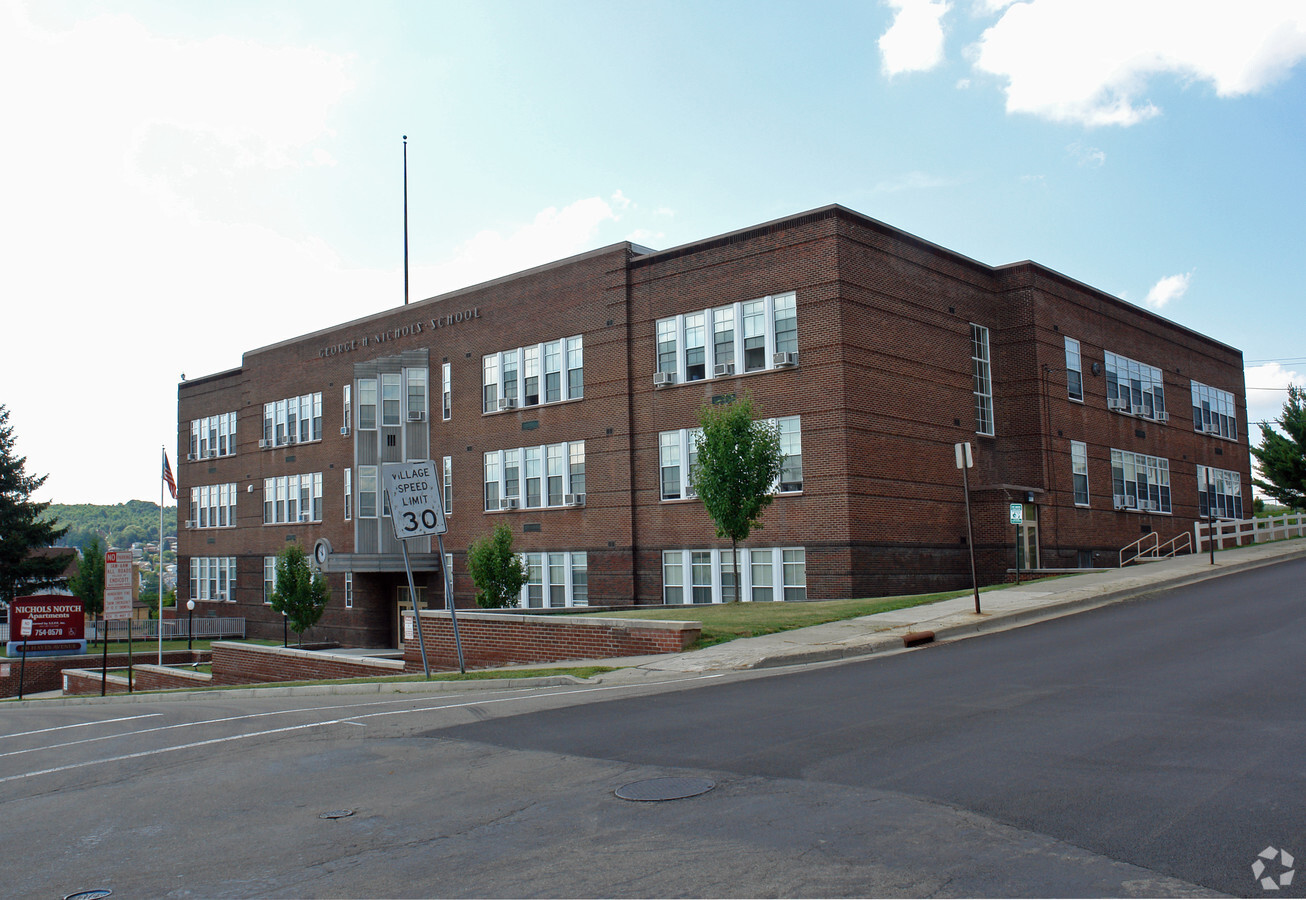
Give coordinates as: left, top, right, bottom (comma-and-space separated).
1159, 532, 1192, 558
1120, 532, 1159, 567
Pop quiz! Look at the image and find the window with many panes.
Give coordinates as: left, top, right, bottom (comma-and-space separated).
1065, 337, 1083, 402
661, 547, 806, 604
358, 379, 377, 430
971, 324, 994, 435
655, 292, 798, 384
1105, 351, 1166, 422
262, 393, 322, 447
358, 465, 378, 518
190, 483, 236, 528
443, 456, 453, 515
190, 412, 237, 460
483, 336, 583, 411
262, 473, 323, 524
660, 418, 799, 500
442, 362, 452, 420
484, 442, 585, 510
343, 468, 352, 521
1197, 465, 1243, 519
191, 556, 237, 602
1071, 440, 1089, 506
1191, 382, 1237, 440
517, 551, 588, 608
1110, 449, 1171, 513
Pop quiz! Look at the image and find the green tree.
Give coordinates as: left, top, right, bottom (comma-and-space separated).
467, 522, 527, 609
1251, 385, 1306, 510
691, 395, 784, 603
0, 405, 69, 607
269, 544, 330, 645
68, 535, 107, 621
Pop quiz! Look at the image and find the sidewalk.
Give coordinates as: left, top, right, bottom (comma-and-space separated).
597, 538, 1306, 679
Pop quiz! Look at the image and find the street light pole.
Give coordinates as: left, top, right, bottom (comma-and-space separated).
186, 599, 195, 652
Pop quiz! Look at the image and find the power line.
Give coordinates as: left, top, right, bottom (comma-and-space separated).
1246, 357, 1306, 364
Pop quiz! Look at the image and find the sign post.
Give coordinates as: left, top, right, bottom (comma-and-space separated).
1009, 502, 1024, 584
955, 442, 981, 614
382, 460, 464, 676
105, 550, 135, 694
17, 617, 32, 700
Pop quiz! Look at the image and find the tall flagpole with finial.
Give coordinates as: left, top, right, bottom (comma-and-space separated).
403, 135, 409, 305
160, 446, 166, 664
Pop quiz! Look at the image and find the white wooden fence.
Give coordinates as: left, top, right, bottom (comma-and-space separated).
1194, 512, 1306, 551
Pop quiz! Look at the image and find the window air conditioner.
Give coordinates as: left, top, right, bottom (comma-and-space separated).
408, 410, 426, 421
773, 351, 798, 368
564, 493, 586, 507
1205, 423, 1222, 435
713, 362, 735, 377
258, 439, 269, 449
299, 513, 310, 522
186, 453, 196, 461
1107, 398, 1129, 412
497, 398, 517, 412
1156, 411, 1169, 424
500, 498, 520, 510
184, 520, 196, 529
653, 372, 675, 388
207, 449, 218, 458
340, 426, 350, 436
286, 435, 297, 444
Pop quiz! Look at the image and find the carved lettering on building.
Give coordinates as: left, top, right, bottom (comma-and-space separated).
317, 307, 482, 358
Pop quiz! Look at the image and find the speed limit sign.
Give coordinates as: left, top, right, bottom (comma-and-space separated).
381, 460, 448, 539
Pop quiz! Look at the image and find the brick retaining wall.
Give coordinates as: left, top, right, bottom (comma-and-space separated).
1, 650, 204, 698
209, 642, 405, 685
404, 610, 701, 672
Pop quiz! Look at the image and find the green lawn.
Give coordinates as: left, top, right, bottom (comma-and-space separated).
585, 588, 987, 649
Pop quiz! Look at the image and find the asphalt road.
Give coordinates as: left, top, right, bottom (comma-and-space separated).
2, 557, 1303, 898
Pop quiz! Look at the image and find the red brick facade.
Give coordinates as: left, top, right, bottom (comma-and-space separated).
177, 205, 1251, 646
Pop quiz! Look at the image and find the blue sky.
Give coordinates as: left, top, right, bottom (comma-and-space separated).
3, 0, 1304, 504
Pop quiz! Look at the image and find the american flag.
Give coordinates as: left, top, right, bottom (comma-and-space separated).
162, 449, 177, 499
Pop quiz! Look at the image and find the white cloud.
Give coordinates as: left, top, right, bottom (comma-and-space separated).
972, 0, 1306, 126
1246, 362, 1306, 436
879, 0, 952, 76
1068, 141, 1106, 167
1143, 271, 1193, 310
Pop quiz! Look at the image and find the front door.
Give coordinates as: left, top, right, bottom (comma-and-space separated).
396, 586, 426, 647
1015, 504, 1040, 571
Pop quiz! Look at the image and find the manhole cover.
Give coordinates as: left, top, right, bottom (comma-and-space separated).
615, 777, 715, 802
64, 892, 112, 900
319, 809, 354, 819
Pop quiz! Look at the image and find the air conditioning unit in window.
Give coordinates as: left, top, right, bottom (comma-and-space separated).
500, 498, 519, 510
258, 439, 269, 449
184, 520, 196, 529
497, 398, 517, 412
1205, 423, 1222, 435
653, 372, 675, 388
713, 362, 735, 377
773, 352, 798, 368
408, 410, 426, 422
564, 493, 586, 507
299, 512, 310, 523
340, 426, 350, 436
1156, 411, 1169, 424
286, 434, 297, 444
207, 449, 218, 458
186, 453, 196, 461
1107, 398, 1130, 412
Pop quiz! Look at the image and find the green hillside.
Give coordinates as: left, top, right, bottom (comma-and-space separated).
45, 500, 178, 552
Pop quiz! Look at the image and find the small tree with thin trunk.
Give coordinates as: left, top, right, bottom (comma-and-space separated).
467, 522, 528, 609
270, 543, 330, 645
691, 395, 784, 603
68, 535, 106, 643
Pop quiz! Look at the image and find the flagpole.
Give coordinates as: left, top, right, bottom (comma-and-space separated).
159, 445, 165, 665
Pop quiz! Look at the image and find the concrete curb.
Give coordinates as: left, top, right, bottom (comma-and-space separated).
745, 545, 1306, 670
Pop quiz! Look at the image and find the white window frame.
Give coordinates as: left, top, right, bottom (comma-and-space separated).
1070, 440, 1089, 506
483, 336, 583, 412
971, 323, 994, 436
1110, 449, 1172, 513
484, 441, 585, 510
1191, 381, 1238, 440
1196, 465, 1244, 519
654, 291, 797, 384
517, 550, 589, 608
262, 473, 324, 524
190, 556, 236, 603
1065, 337, 1083, 403
1105, 351, 1167, 422
661, 547, 806, 604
